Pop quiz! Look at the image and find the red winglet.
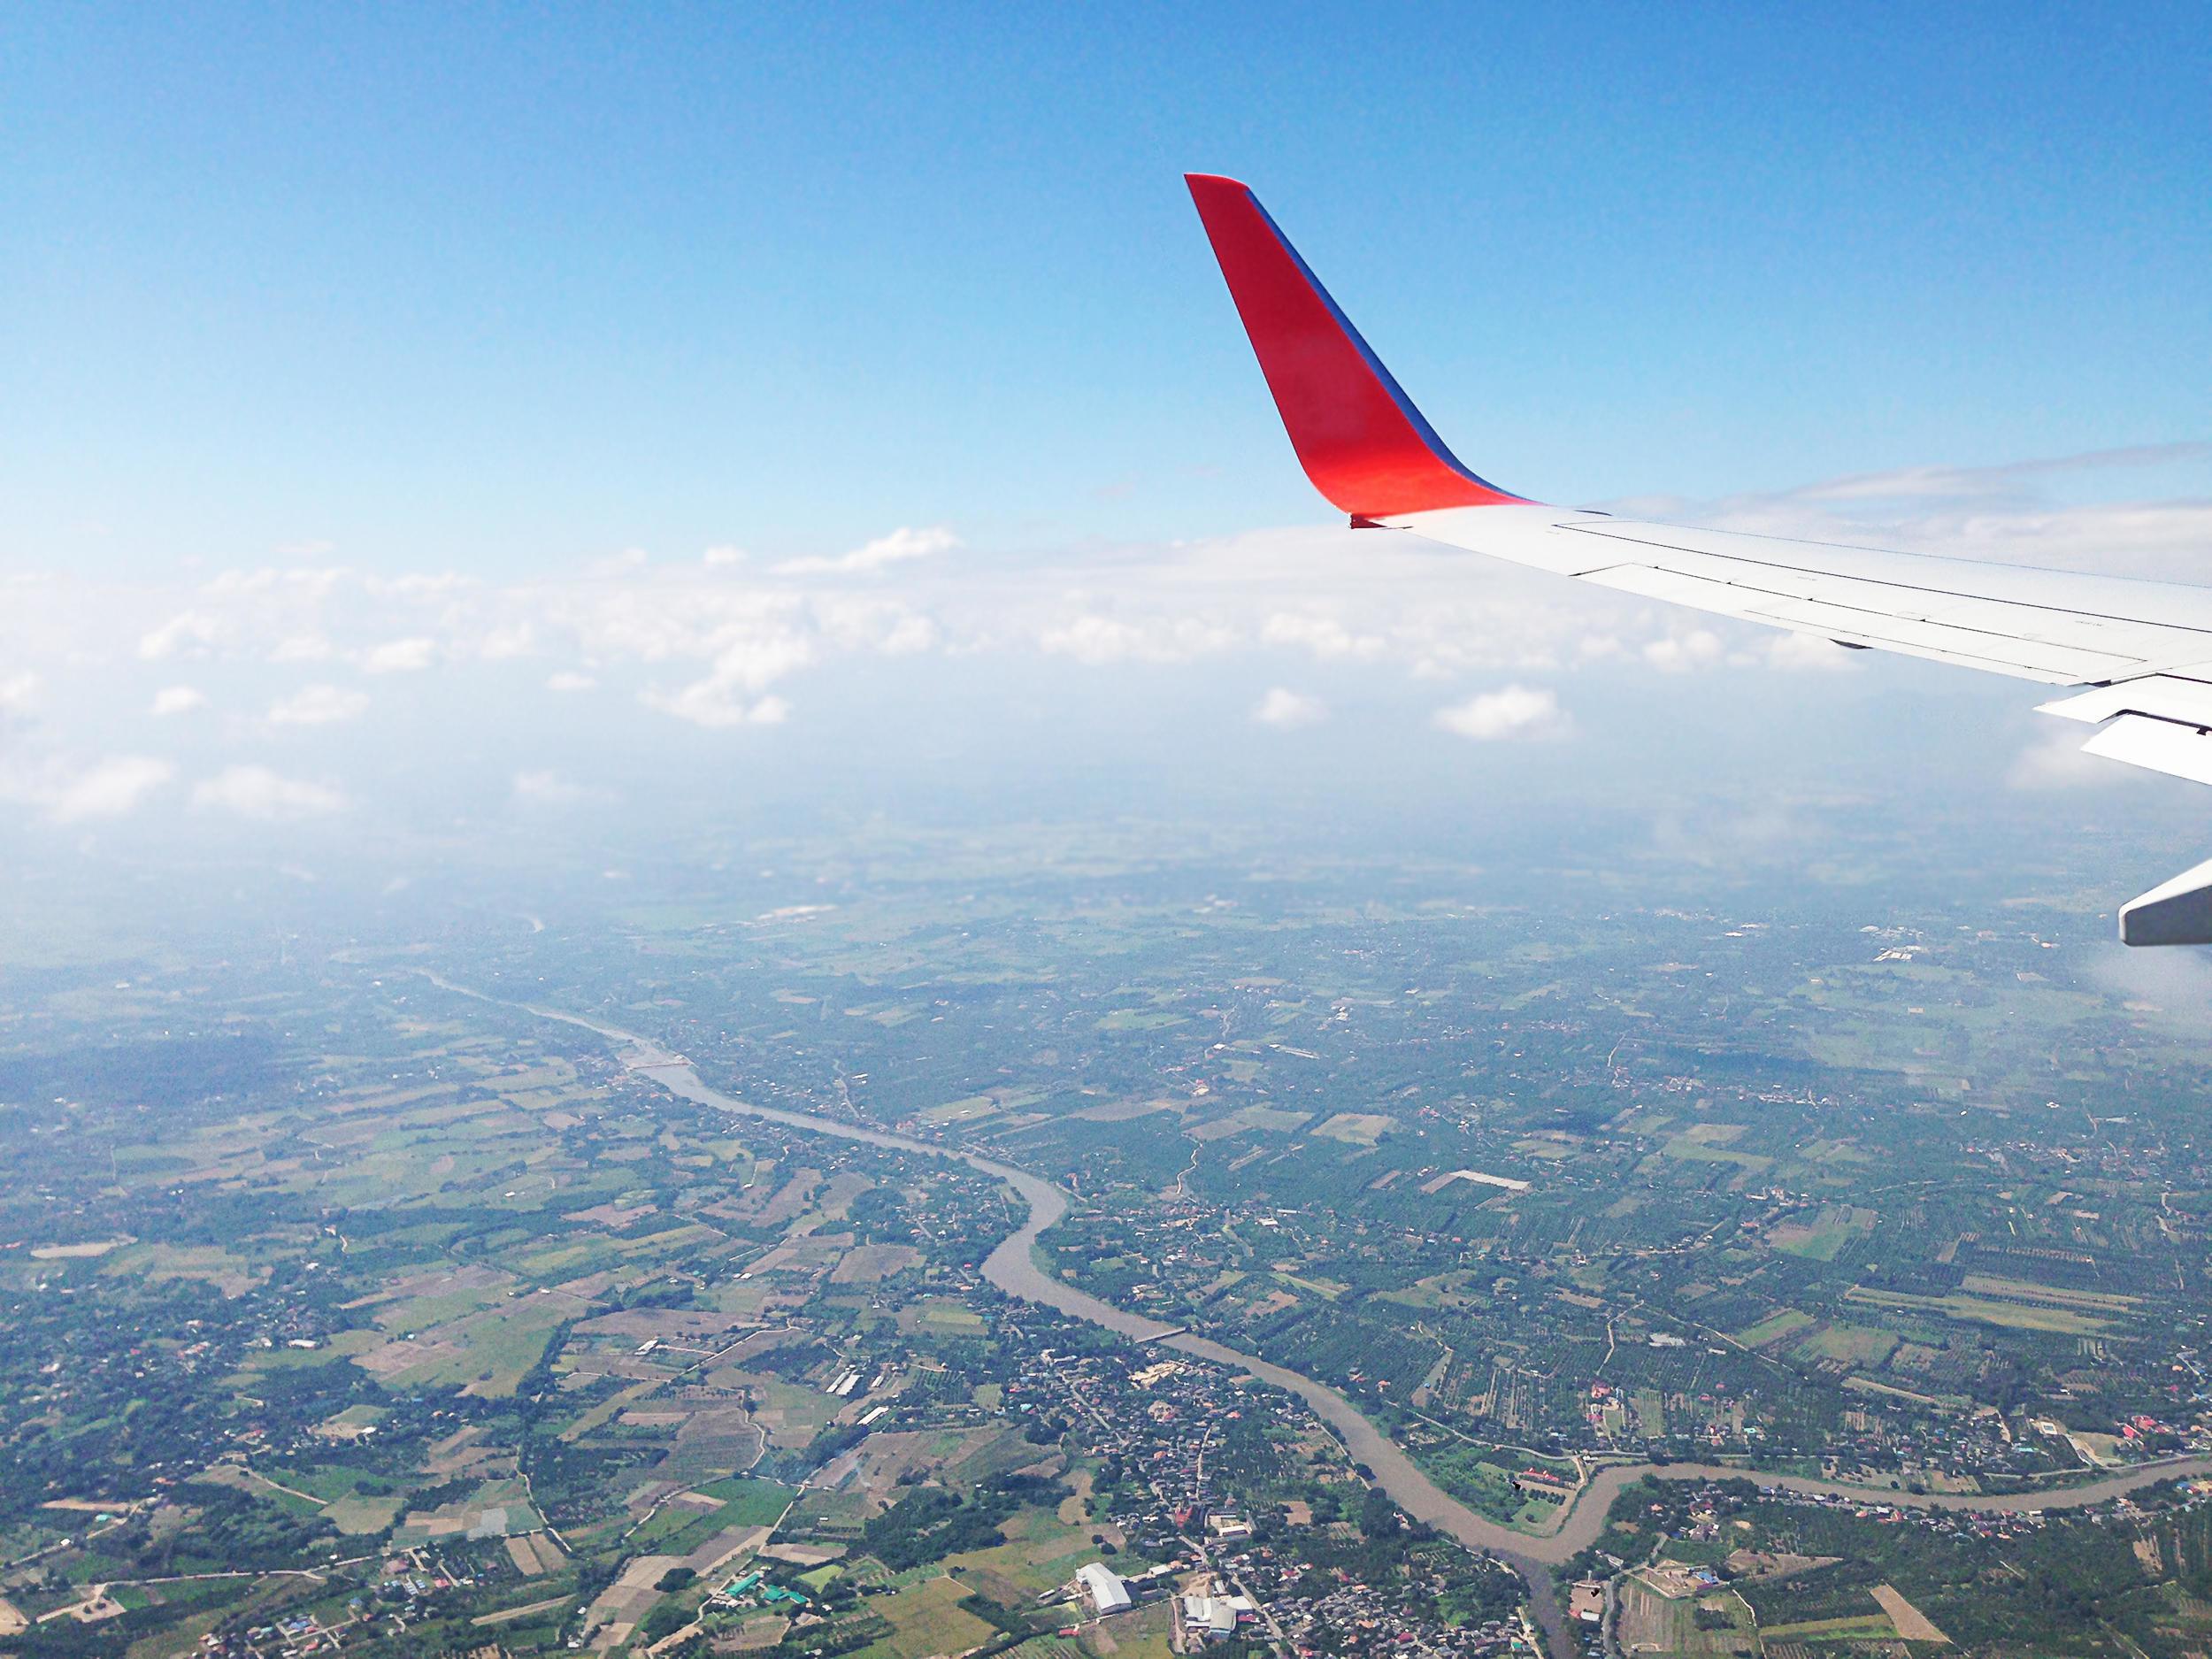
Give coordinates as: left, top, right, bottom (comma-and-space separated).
1186, 173, 1525, 518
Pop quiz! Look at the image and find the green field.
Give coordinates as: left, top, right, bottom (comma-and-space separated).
1795, 1322, 1899, 1366
1734, 1309, 1815, 1348
1847, 1286, 2111, 1336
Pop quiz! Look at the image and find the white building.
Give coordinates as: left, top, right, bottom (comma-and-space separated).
1181, 1594, 1238, 1642
1076, 1563, 1132, 1615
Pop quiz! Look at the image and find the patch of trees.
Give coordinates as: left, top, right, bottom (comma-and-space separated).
161, 1485, 339, 1573
860, 1486, 1015, 1571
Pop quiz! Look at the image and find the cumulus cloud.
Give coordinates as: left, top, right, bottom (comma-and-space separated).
265, 684, 369, 726
6, 470, 2210, 784
641, 685, 795, 729
772, 526, 957, 578
1253, 687, 1325, 729
1432, 684, 1572, 742
192, 764, 346, 819
1262, 612, 1386, 661
1, 672, 39, 716
362, 636, 436, 673
4, 755, 176, 823
641, 632, 814, 728
139, 611, 219, 661
1040, 614, 1235, 665
150, 685, 208, 717
1641, 629, 1724, 673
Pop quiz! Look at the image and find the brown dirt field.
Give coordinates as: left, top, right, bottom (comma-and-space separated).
30, 1238, 134, 1260
1724, 1549, 1839, 1581
1613, 1578, 1672, 1655
760, 1542, 845, 1565
706, 1169, 820, 1228
353, 1335, 465, 1378
580, 1553, 684, 1651
663, 1405, 766, 1484
473, 1592, 572, 1627
1870, 1584, 1950, 1643
425, 1425, 501, 1476
721, 1614, 789, 1648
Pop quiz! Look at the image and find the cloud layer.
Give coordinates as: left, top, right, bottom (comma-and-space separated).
4, 447, 2207, 829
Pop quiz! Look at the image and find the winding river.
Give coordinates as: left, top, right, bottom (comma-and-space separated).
425, 976, 2212, 1657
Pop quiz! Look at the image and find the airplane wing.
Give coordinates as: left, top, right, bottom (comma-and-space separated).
1185, 172, 2212, 946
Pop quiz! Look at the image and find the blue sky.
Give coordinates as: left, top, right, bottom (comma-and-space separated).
5, 2, 2212, 934
9, 2, 2210, 575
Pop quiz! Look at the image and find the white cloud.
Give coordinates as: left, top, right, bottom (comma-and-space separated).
1262, 612, 1384, 661
1762, 633, 1861, 672
641, 683, 795, 729
1039, 615, 1146, 665
1621, 445, 2212, 584
265, 684, 369, 726
4, 755, 176, 823
772, 526, 957, 578
1432, 684, 1572, 742
641, 633, 814, 728
362, 636, 436, 673
138, 611, 219, 661
1039, 614, 1235, 665
1253, 687, 1325, 729
1641, 629, 1724, 673
191, 764, 347, 820
477, 622, 535, 662
5, 457, 2210, 779
879, 616, 939, 656
150, 685, 208, 717
2007, 727, 2133, 792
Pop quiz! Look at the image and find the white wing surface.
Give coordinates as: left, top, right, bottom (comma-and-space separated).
1186, 172, 2212, 944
